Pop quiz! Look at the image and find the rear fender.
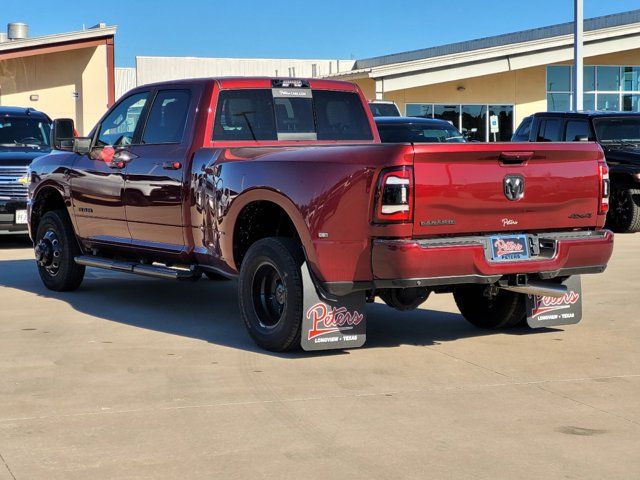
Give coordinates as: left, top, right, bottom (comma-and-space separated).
224, 188, 318, 275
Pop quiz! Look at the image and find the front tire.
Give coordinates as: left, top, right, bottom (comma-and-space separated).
606, 188, 640, 233
238, 237, 304, 351
453, 285, 526, 329
34, 210, 85, 291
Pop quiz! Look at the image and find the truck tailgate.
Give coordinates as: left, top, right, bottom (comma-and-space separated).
412, 142, 604, 237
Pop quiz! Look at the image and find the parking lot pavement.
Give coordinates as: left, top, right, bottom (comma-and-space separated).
0, 234, 638, 480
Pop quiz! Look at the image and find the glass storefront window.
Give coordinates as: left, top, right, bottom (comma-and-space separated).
547, 65, 640, 113
404, 103, 514, 141
547, 65, 571, 92
597, 66, 621, 91
584, 66, 595, 91
583, 93, 595, 110
405, 104, 433, 118
623, 67, 640, 92
597, 93, 620, 111
623, 94, 640, 112
547, 93, 571, 112
433, 105, 460, 127
461, 105, 486, 141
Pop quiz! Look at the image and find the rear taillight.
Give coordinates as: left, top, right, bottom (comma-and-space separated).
599, 162, 610, 214
373, 166, 413, 223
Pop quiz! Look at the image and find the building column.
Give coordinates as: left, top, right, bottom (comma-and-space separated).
106, 37, 115, 108
375, 78, 385, 100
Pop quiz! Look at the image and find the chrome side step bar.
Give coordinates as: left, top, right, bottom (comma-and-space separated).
501, 281, 567, 298
75, 256, 199, 281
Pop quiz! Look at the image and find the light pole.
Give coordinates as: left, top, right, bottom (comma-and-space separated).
573, 0, 584, 111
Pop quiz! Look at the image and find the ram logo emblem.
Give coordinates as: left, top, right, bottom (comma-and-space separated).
504, 175, 525, 201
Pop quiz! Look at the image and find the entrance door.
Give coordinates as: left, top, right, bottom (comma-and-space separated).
71, 91, 150, 242
123, 88, 193, 250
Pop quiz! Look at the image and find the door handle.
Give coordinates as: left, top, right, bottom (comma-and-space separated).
163, 161, 182, 170
499, 151, 534, 164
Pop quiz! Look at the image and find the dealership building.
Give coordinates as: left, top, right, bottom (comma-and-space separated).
0, 22, 115, 135
330, 9, 640, 141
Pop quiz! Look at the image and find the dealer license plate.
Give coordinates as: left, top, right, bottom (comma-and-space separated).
15, 210, 27, 225
489, 234, 529, 262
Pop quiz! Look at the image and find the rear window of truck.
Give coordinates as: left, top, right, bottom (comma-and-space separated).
213, 89, 373, 141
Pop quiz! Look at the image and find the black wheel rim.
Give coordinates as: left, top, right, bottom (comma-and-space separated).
251, 261, 286, 329
34, 229, 63, 277
610, 191, 632, 228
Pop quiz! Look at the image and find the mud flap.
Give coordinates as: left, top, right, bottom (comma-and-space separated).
300, 262, 366, 351
526, 276, 582, 328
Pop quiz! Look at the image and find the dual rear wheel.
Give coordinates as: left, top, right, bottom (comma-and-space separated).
453, 286, 527, 329
238, 237, 305, 352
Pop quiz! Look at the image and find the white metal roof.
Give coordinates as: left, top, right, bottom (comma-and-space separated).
135, 56, 355, 86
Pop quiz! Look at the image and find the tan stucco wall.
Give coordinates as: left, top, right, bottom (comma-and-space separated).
0, 45, 109, 135
352, 78, 375, 100
352, 48, 640, 127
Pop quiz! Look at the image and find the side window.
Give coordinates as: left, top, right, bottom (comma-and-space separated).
97, 92, 149, 146
564, 120, 591, 141
142, 89, 191, 144
213, 89, 277, 141
314, 90, 373, 140
536, 118, 561, 142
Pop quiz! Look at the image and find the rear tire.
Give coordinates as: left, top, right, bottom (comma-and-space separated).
238, 237, 304, 352
34, 209, 85, 291
453, 285, 526, 329
606, 188, 640, 233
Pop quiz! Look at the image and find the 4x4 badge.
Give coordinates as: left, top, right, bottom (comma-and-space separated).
504, 175, 525, 201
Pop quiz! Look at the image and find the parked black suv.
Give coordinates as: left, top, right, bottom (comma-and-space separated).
0, 107, 52, 235
375, 116, 466, 143
513, 111, 640, 233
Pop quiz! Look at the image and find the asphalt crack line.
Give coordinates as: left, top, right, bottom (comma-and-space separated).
535, 383, 640, 426
1, 373, 638, 424
0, 452, 17, 480
426, 346, 511, 378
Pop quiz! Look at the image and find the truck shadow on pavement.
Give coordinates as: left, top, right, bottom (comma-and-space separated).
0, 257, 558, 357
0, 235, 31, 249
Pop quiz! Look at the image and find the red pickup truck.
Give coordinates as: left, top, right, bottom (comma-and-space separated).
27, 77, 613, 351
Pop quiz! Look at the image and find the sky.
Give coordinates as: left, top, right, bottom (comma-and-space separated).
3, 0, 640, 67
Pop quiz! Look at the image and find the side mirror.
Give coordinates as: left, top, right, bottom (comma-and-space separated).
51, 118, 75, 150
73, 137, 92, 155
